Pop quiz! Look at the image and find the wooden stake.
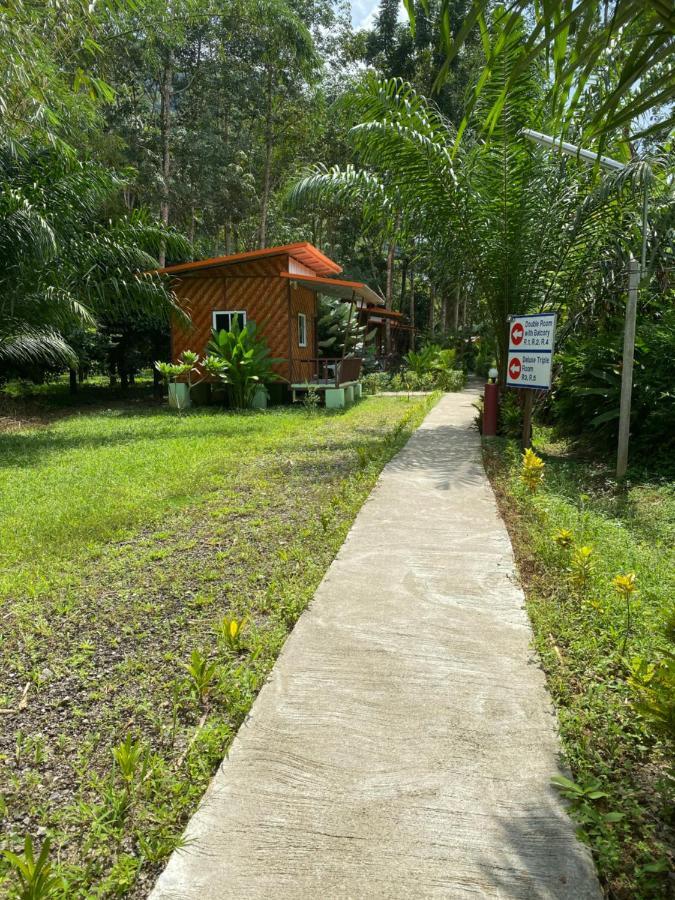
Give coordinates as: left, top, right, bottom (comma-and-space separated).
521, 389, 534, 450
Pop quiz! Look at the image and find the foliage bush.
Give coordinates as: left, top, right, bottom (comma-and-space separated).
361, 372, 393, 394
206, 320, 282, 409
498, 390, 522, 437
361, 367, 466, 394
552, 310, 675, 464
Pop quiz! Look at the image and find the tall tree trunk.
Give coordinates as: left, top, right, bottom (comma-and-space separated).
152, 333, 164, 399
188, 205, 196, 246
69, 368, 78, 395
441, 293, 448, 333
158, 48, 173, 267
453, 284, 460, 331
428, 286, 435, 335
385, 236, 396, 355
409, 266, 416, 351
259, 67, 274, 249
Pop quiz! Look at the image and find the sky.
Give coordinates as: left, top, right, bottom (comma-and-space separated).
350, 0, 408, 31
350, 0, 378, 28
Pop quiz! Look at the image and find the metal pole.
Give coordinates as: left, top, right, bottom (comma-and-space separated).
616, 258, 640, 479
640, 182, 649, 281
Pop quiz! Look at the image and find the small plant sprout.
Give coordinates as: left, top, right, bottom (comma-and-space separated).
551, 775, 624, 839
520, 448, 545, 493
553, 528, 574, 549
217, 616, 247, 653
356, 445, 370, 469
184, 649, 218, 707
302, 386, 320, 413
613, 572, 638, 655
569, 545, 594, 591
2, 835, 63, 899
112, 734, 146, 791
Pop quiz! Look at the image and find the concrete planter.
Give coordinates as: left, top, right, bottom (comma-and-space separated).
168, 382, 191, 410
250, 386, 268, 410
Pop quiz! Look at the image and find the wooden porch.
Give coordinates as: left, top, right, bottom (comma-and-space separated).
289, 357, 363, 408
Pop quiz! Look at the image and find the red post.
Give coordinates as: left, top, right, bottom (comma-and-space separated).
483, 382, 499, 436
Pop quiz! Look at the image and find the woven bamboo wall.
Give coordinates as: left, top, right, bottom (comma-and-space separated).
170, 255, 317, 382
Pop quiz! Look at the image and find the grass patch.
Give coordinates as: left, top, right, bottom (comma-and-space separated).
484, 433, 674, 900
0, 393, 437, 898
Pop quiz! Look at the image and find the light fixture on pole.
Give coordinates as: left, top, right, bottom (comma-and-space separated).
520, 129, 625, 171
520, 128, 647, 479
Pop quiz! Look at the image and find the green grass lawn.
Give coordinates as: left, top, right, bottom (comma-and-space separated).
484, 434, 674, 900
0, 394, 436, 898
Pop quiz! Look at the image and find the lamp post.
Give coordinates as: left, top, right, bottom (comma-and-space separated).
520, 128, 647, 479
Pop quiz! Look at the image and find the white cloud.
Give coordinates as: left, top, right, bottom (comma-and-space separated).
349, 0, 409, 31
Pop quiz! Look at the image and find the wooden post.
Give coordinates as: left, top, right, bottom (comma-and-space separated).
616, 258, 640, 479
521, 389, 534, 450
342, 293, 355, 361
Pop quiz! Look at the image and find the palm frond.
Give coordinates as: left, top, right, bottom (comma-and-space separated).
0, 326, 76, 366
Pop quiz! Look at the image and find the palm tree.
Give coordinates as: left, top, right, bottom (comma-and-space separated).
417, 0, 675, 139
290, 16, 642, 377
0, 143, 190, 368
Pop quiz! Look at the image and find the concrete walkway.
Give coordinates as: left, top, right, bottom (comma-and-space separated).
151, 390, 600, 900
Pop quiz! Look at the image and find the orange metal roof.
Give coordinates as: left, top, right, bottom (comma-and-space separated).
156, 242, 342, 278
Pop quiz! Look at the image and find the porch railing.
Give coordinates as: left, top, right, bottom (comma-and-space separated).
290, 357, 362, 387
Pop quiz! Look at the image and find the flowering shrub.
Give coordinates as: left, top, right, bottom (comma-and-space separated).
613, 572, 638, 654
553, 528, 574, 549
570, 545, 595, 590
520, 448, 545, 493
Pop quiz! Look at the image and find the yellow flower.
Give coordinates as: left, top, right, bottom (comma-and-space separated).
217, 616, 247, 651
613, 573, 638, 596
553, 528, 574, 549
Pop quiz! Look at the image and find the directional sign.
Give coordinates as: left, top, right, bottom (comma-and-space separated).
508, 356, 522, 380
506, 313, 557, 390
508, 313, 556, 352
510, 321, 524, 346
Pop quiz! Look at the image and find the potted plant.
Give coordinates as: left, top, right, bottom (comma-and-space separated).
155, 351, 226, 410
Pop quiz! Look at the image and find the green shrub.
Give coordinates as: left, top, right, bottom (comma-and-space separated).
404, 345, 440, 376
206, 319, 282, 410
434, 369, 466, 391
362, 362, 465, 394
499, 390, 522, 436
553, 310, 675, 463
361, 372, 391, 394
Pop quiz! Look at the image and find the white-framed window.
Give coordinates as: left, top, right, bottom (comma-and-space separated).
212, 310, 246, 333
298, 312, 307, 348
